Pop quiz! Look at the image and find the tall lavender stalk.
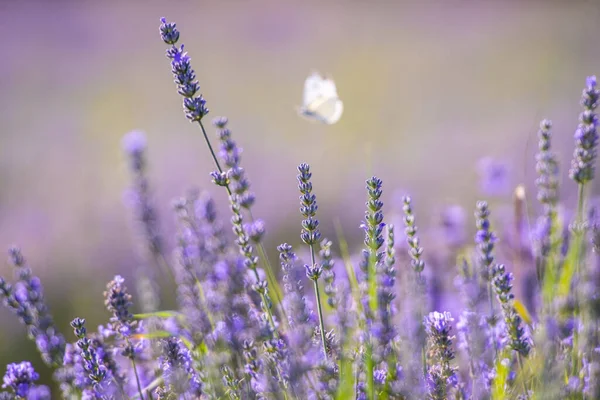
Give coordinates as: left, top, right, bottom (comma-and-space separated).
297, 163, 328, 359
403, 196, 428, 377
424, 311, 457, 400
159, 18, 279, 338
360, 177, 385, 399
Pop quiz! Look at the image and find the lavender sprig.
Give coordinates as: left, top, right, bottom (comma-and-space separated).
569, 76, 599, 186
475, 201, 499, 327
160, 337, 203, 397
159, 18, 208, 122
0, 248, 66, 368
491, 265, 531, 357
534, 119, 560, 283
424, 311, 457, 400
297, 163, 327, 359
103, 276, 144, 399
403, 196, 428, 377
403, 196, 425, 282
319, 239, 338, 309
71, 318, 108, 392
360, 177, 385, 399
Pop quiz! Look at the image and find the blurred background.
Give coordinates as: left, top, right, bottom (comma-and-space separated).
1, 0, 600, 389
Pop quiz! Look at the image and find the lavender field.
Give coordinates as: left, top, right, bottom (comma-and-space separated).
2, 2, 600, 399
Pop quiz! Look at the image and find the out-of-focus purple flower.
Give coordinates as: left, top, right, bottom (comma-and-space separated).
0, 248, 66, 367
374, 369, 387, 386
122, 130, 165, 263
2, 362, 39, 398
440, 205, 467, 248
570, 76, 599, 184
160, 337, 203, 397
319, 239, 338, 309
214, 118, 255, 209
477, 157, 511, 197
403, 196, 425, 278
103, 275, 137, 339
424, 311, 457, 400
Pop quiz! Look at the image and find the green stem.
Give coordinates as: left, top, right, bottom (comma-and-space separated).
310, 244, 328, 359
128, 340, 145, 400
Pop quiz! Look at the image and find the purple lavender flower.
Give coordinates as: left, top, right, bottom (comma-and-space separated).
103, 275, 137, 339
122, 130, 165, 261
491, 264, 531, 357
0, 248, 66, 367
160, 18, 208, 122
477, 157, 511, 197
2, 362, 39, 398
160, 337, 203, 397
570, 76, 599, 184
403, 196, 425, 279
424, 311, 457, 400
214, 117, 256, 209
70, 318, 108, 389
319, 239, 338, 309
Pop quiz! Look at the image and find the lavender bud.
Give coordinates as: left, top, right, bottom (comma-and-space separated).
211, 171, 229, 186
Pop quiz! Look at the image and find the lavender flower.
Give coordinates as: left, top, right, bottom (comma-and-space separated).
122, 130, 165, 260
160, 337, 203, 397
403, 196, 425, 279
319, 239, 338, 309
2, 362, 40, 398
160, 18, 208, 122
214, 117, 256, 209
70, 318, 108, 389
535, 120, 560, 210
297, 163, 328, 359
570, 76, 599, 184
491, 264, 531, 357
424, 311, 457, 400
361, 177, 385, 313
475, 202, 497, 279
0, 248, 66, 367
104, 275, 137, 339
277, 243, 316, 393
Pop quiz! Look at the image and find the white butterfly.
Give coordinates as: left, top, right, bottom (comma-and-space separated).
298, 71, 344, 125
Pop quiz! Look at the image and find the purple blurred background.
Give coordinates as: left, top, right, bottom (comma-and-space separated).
1, 0, 600, 385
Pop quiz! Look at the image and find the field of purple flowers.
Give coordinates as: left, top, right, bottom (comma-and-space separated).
2, 9, 600, 400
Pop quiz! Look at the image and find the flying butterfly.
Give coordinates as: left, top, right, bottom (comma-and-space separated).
298, 71, 344, 125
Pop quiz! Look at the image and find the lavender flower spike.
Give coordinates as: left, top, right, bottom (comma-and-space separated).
570, 76, 599, 185
403, 196, 424, 279
297, 163, 327, 359
160, 337, 203, 397
491, 264, 531, 357
122, 130, 164, 260
159, 18, 208, 122
424, 311, 457, 400
3, 247, 66, 367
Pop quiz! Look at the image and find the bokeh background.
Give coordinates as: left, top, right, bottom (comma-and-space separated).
2, 0, 600, 390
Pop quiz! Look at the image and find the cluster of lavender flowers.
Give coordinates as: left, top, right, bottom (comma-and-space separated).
0, 17, 599, 399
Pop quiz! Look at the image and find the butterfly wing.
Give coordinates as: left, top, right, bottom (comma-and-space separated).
303, 72, 327, 106
300, 96, 344, 125
299, 71, 343, 124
